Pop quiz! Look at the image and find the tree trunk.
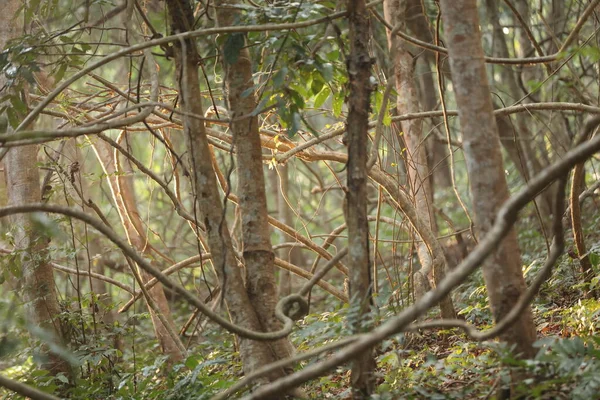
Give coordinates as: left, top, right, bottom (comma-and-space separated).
213, 0, 295, 364
1, 0, 70, 377
346, 0, 377, 397
91, 137, 185, 364
406, 0, 453, 190
484, 0, 554, 232
384, 0, 456, 319
164, 0, 288, 381
439, 0, 536, 358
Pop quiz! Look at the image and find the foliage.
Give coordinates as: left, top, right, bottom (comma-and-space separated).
1, 0, 600, 399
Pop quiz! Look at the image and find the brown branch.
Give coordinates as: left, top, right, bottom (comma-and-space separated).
0, 204, 304, 341
238, 116, 600, 400
0, 375, 61, 400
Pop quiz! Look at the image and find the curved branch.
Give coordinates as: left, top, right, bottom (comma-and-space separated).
372, 0, 600, 65
0, 204, 302, 341
240, 116, 600, 399
409, 173, 568, 340
0, 375, 60, 400
51, 262, 134, 294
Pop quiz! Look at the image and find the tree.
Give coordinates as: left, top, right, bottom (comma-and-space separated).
439, 0, 536, 357
213, 0, 296, 365
164, 0, 295, 385
2, 1, 600, 398
1, 0, 70, 377
345, 0, 377, 397
384, 0, 456, 319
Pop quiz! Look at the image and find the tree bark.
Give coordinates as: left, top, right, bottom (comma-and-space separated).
484, 0, 554, 232
346, 0, 377, 397
1, 0, 70, 377
164, 0, 288, 382
91, 137, 185, 364
384, 0, 456, 319
213, 0, 295, 364
439, 0, 536, 358
406, 0, 453, 190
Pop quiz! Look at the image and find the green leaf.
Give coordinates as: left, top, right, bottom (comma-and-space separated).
6, 107, 19, 128
287, 111, 301, 136
240, 85, 256, 99
10, 95, 27, 115
316, 62, 334, 81
310, 76, 324, 95
383, 108, 392, 126
223, 33, 245, 65
590, 252, 599, 267
21, 67, 37, 85
251, 96, 270, 116
313, 86, 330, 108
332, 91, 344, 117
326, 50, 340, 62
273, 67, 288, 89
288, 89, 305, 109
53, 62, 68, 83
185, 355, 201, 369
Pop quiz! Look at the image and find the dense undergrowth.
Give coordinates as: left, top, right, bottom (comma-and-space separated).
1, 202, 600, 400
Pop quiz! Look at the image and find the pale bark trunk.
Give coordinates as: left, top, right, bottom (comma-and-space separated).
346, 0, 376, 397
484, 0, 554, 231
1, 0, 70, 377
406, 0, 452, 190
384, 0, 456, 320
91, 138, 185, 363
164, 0, 286, 380
5, 147, 72, 375
440, 0, 536, 358
213, 0, 295, 364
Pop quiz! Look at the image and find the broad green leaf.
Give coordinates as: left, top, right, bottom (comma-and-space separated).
288, 111, 301, 136
240, 85, 257, 99
251, 95, 270, 116
314, 86, 330, 108
326, 50, 340, 62
273, 67, 288, 89
316, 62, 334, 81
332, 91, 344, 117
310, 75, 324, 95
288, 89, 305, 108
6, 107, 19, 128
53, 62, 68, 83
10, 95, 27, 115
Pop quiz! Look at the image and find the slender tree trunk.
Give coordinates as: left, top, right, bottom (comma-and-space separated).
213, 0, 295, 363
406, 0, 452, 190
164, 0, 288, 381
346, 0, 377, 397
440, 0, 536, 358
1, 0, 70, 377
91, 138, 185, 363
384, 0, 456, 319
484, 0, 554, 232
